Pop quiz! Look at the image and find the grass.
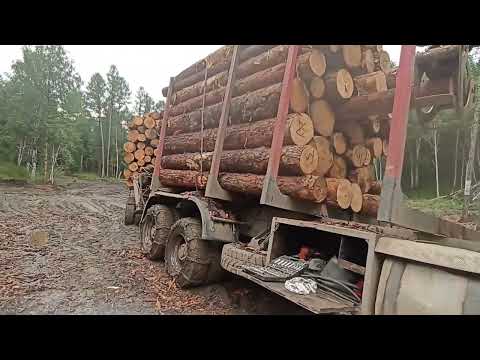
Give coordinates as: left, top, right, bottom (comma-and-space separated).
0, 161, 29, 182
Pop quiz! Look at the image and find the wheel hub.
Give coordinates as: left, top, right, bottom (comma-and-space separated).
178, 243, 187, 261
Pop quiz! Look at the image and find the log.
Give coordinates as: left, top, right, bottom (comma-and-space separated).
126, 178, 133, 188
332, 132, 347, 155
362, 49, 375, 73
169, 62, 286, 117
310, 100, 335, 137
137, 125, 146, 133
297, 50, 327, 80
330, 45, 341, 53
144, 155, 152, 163
349, 165, 375, 193
415, 45, 461, 79
133, 116, 143, 127
164, 113, 314, 155
326, 178, 352, 209
327, 155, 347, 179
369, 180, 382, 195
137, 159, 145, 167
124, 142, 136, 153
167, 83, 282, 135
124, 153, 134, 164
123, 169, 132, 179
386, 69, 397, 89
161, 145, 319, 176
144, 116, 156, 129
134, 149, 145, 161
144, 146, 154, 156
359, 194, 380, 217
354, 71, 387, 95
157, 169, 327, 203
367, 115, 382, 134
309, 76, 325, 99
145, 128, 158, 140
366, 137, 383, 158
150, 138, 159, 148
128, 162, 139, 172
290, 78, 310, 113
346, 145, 370, 168
342, 46, 362, 71
350, 183, 363, 213
136, 142, 146, 150
337, 121, 365, 145
150, 111, 162, 120
169, 45, 288, 105
137, 134, 146, 142
151, 157, 156, 165
336, 77, 452, 121
310, 136, 333, 176
324, 69, 354, 103
127, 130, 139, 142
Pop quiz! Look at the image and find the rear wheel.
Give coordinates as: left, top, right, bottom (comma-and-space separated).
165, 217, 224, 288
140, 204, 177, 260
124, 196, 136, 225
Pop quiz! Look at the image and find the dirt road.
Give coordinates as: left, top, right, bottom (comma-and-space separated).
0, 178, 305, 315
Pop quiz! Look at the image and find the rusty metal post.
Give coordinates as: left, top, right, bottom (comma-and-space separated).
151, 77, 175, 192
205, 45, 241, 201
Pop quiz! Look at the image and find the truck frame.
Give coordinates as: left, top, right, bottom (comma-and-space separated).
133, 45, 480, 314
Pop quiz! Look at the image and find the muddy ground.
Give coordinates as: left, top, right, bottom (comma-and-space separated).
0, 178, 307, 315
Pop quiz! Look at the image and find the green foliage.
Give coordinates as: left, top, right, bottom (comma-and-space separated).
0, 161, 28, 181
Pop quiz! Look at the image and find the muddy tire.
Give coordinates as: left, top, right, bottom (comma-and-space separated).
140, 205, 177, 260
165, 217, 224, 288
124, 196, 136, 225
221, 243, 267, 276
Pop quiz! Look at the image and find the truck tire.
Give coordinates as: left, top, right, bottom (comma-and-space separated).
140, 205, 177, 260
124, 196, 136, 225
221, 243, 267, 276
165, 217, 224, 288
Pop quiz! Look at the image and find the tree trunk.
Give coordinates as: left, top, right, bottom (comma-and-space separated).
452, 129, 460, 191
164, 113, 314, 155
161, 145, 319, 176
433, 128, 440, 198
415, 137, 422, 188
115, 126, 119, 178
99, 118, 105, 178
107, 108, 112, 177
463, 102, 480, 219
167, 83, 282, 135
44, 141, 48, 182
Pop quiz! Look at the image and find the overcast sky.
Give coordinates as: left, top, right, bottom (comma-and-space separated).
0, 45, 401, 104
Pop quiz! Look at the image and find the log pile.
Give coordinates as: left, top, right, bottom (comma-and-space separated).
123, 111, 163, 187
124, 45, 454, 218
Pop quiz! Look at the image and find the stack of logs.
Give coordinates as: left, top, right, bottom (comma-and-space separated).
125, 45, 456, 218
145, 45, 398, 218
123, 111, 162, 187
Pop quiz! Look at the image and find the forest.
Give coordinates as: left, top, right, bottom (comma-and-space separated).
0, 45, 164, 183
0, 45, 479, 204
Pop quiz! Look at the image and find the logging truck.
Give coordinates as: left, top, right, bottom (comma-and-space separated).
125, 45, 480, 314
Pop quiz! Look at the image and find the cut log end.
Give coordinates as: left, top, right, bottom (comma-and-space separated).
332, 132, 347, 155
342, 46, 362, 69
309, 76, 325, 99
350, 183, 363, 213
299, 144, 320, 175
124, 142, 136, 153
290, 78, 310, 113
309, 50, 327, 77
144, 116, 156, 129
367, 137, 383, 158
287, 113, 315, 146
327, 155, 347, 179
124, 153, 135, 164
379, 51, 392, 73
310, 100, 335, 137
136, 142, 146, 150
311, 136, 333, 176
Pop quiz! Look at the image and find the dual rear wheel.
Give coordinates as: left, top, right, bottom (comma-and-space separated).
140, 205, 223, 288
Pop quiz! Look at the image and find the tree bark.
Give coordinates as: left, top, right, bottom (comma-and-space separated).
167, 83, 282, 135
167, 45, 287, 104
161, 145, 318, 176
433, 128, 440, 198
107, 107, 112, 177
99, 118, 105, 178
163, 113, 314, 155
169, 62, 286, 117
157, 169, 327, 203
162, 45, 275, 97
